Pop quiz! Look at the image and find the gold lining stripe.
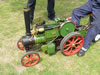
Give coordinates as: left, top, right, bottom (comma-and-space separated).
24, 8, 30, 12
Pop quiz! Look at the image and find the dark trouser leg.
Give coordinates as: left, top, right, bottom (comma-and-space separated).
27, 0, 36, 23
47, 0, 55, 19
83, 24, 100, 49
77, 23, 100, 56
83, 6, 100, 50
71, 0, 92, 25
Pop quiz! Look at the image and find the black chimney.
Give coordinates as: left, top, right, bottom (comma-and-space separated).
24, 8, 31, 36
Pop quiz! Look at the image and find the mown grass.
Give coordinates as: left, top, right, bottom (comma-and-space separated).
0, 0, 100, 75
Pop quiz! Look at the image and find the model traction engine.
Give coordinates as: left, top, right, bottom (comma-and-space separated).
17, 8, 87, 67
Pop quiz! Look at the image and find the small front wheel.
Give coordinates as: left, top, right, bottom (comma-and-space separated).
17, 37, 25, 50
21, 51, 40, 67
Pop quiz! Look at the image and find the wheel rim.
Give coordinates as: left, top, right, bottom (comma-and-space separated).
21, 53, 40, 67
18, 40, 25, 50
63, 35, 84, 55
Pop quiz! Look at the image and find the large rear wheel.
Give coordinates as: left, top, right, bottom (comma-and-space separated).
60, 32, 84, 56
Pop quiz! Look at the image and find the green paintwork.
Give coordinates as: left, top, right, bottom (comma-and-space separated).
47, 42, 55, 55
78, 30, 87, 37
34, 29, 60, 44
60, 22, 75, 37
45, 23, 58, 27
54, 18, 61, 23
41, 42, 56, 55
33, 20, 87, 55
34, 34, 46, 44
45, 18, 67, 27
41, 45, 48, 52
45, 28, 60, 41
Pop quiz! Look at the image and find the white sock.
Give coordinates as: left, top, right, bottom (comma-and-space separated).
82, 47, 87, 51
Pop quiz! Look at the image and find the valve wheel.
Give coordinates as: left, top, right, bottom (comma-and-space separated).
60, 32, 84, 56
21, 51, 40, 67
17, 37, 25, 50
17, 37, 33, 51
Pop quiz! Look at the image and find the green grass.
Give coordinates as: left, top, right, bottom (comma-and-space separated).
0, 0, 100, 75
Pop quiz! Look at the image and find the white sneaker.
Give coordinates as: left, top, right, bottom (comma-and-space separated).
94, 34, 100, 42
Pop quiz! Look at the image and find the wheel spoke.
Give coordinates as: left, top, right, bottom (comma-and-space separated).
72, 36, 75, 42
34, 56, 39, 60
74, 46, 79, 49
35, 56, 39, 60
28, 61, 32, 66
32, 59, 35, 63
69, 48, 73, 53
30, 54, 37, 61
24, 61, 29, 65
64, 44, 71, 48
31, 55, 39, 64
64, 46, 70, 52
26, 55, 29, 58
31, 55, 36, 62
23, 58, 28, 61
74, 37, 80, 43
79, 43, 82, 47
24, 58, 30, 65
31, 54, 35, 60
30, 54, 33, 58
75, 40, 83, 44
76, 44, 82, 49
32, 54, 36, 58
67, 40, 71, 43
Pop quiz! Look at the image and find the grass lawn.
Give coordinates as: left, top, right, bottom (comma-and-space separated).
0, 0, 100, 75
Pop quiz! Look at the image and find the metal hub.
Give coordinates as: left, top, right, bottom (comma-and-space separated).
72, 44, 75, 47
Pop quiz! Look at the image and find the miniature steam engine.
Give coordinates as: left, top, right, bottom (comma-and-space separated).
17, 8, 87, 67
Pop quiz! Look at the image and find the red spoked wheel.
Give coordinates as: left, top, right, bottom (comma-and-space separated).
17, 37, 33, 51
17, 37, 25, 50
21, 51, 40, 67
60, 32, 84, 56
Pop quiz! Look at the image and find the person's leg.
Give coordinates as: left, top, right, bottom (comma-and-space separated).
77, 23, 100, 56
47, 0, 55, 20
77, 2, 100, 56
83, 25, 100, 49
83, 6, 100, 49
71, 0, 92, 26
77, 13, 100, 56
27, 0, 36, 24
